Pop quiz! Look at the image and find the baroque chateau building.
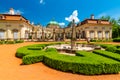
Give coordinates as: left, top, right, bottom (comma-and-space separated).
0, 8, 112, 41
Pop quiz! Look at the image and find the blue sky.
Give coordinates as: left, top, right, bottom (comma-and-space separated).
0, 0, 120, 26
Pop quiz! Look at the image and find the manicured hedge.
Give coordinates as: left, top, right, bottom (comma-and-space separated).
16, 44, 120, 75
90, 39, 112, 42
15, 40, 24, 43
99, 44, 118, 53
0, 41, 5, 44
43, 51, 120, 75
28, 47, 42, 50
16, 44, 48, 58
115, 49, 120, 54
106, 46, 117, 53
113, 38, 120, 42
6, 41, 15, 44
0, 40, 24, 44
93, 50, 120, 61
22, 53, 44, 64
76, 51, 119, 63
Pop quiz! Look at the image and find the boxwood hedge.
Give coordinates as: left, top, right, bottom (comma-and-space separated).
93, 50, 120, 61
43, 51, 120, 75
16, 44, 120, 75
113, 38, 120, 42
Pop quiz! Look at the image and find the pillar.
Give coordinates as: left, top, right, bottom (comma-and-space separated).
53, 29, 56, 41
63, 29, 66, 41
42, 28, 45, 41
86, 30, 90, 38
102, 30, 105, 39
94, 30, 98, 39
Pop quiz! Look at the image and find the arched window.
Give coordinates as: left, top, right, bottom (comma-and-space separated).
25, 30, 29, 39
13, 29, 18, 39
98, 31, 102, 39
0, 29, 5, 39
90, 31, 94, 39
105, 31, 109, 39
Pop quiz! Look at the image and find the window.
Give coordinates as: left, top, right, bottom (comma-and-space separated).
98, 31, 102, 39
0, 31, 4, 39
90, 31, 94, 39
13, 32, 18, 39
105, 31, 109, 39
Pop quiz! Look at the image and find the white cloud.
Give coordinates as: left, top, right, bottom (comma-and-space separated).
59, 22, 65, 27
65, 10, 80, 23
40, 0, 45, 5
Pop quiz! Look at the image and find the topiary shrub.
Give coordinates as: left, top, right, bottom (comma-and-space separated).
113, 38, 120, 42
28, 47, 42, 50
6, 41, 15, 44
43, 52, 120, 75
45, 48, 58, 53
93, 50, 120, 61
106, 46, 117, 53
115, 49, 120, 54
16, 44, 120, 75
0, 41, 5, 44
15, 40, 24, 43
22, 54, 43, 65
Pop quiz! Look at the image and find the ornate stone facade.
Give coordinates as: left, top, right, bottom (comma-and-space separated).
0, 8, 112, 41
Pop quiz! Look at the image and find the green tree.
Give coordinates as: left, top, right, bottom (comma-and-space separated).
100, 16, 120, 38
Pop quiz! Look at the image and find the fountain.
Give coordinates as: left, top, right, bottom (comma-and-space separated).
47, 20, 102, 55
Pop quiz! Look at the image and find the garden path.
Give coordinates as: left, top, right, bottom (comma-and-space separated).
0, 42, 120, 80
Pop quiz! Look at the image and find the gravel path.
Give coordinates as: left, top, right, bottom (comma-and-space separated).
0, 42, 120, 80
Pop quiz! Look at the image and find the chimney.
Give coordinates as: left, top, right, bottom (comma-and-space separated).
9, 8, 15, 15
91, 14, 94, 19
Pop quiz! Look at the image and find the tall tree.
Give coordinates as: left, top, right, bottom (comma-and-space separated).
100, 16, 120, 38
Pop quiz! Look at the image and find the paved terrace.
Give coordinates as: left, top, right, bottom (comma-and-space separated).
0, 42, 120, 80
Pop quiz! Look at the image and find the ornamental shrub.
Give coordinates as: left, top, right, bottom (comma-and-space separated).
106, 46, 117, 53
22, 54, 44, 65
115, 49, 120, 54
15, 40, 24, 43
93, 50, 120, 61
0, 41, 5, 44
43, 52, 120, 75
6, 41, 15, 44
28, 47, 42, 50
16, 44, 120, 75
45, 48, 58, 53
113, 38, 120, 42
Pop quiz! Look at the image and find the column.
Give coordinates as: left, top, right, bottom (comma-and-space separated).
53, 29, 56, 41
86, 30, 90, 38
63, 29, 66, 41
42, 28, 45, 41
94, 30, 98, 39
109, 29, 112, 39
102, 30, 105, 39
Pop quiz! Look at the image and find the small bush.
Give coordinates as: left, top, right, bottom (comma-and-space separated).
16, 44, 120, 75
45, 48, 58, 53
113, 38, 120, 42
6, 41, 15, 44
0, 41, 5, 44
15, 40, 24, 43
22, 54, 43, 65
43, 52, 120, 75
28, 47, 42, 50
106, 46, 117, 53
115, 49, 120, 54
93, 50, 120, 62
